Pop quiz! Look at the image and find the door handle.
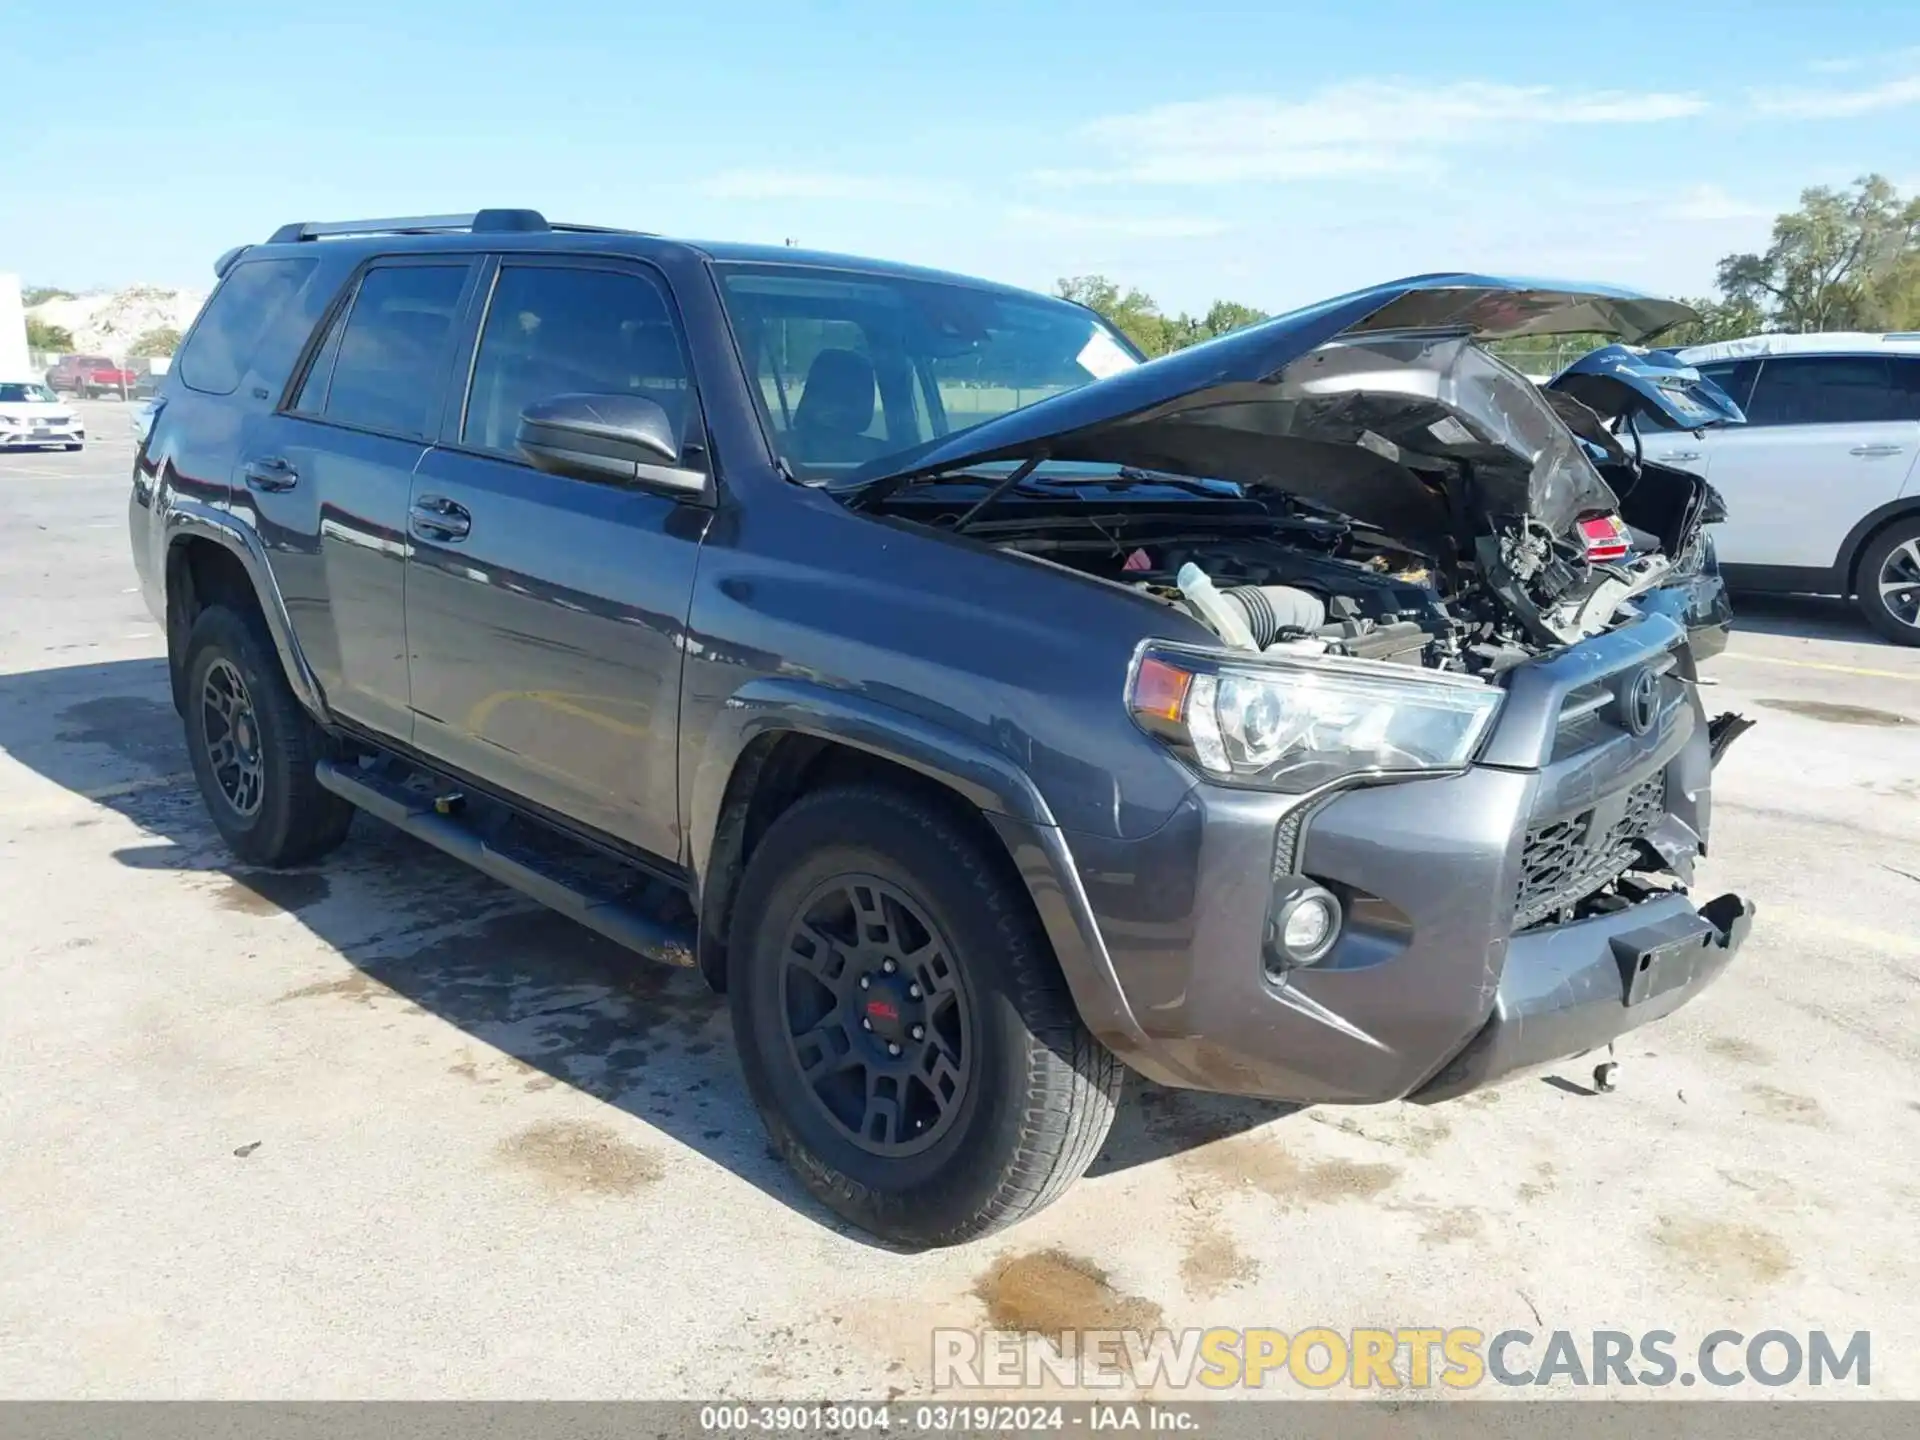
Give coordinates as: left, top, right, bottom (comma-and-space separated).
409, 495, 472, 542
1662, 450, 1702, 463
243, 456, 298, 492
1850, 444, 1905, 457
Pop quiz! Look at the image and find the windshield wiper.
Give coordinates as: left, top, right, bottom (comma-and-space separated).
848, 459, 1231, 517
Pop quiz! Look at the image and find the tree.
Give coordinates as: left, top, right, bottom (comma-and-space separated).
1055, 274, 1175, 356
26, 318, 75, 352
1657, 294, 1768, 349
1198, 300, 1269, 339
1055, 276, 1269, 358
1715, 174, 1920, 333
130, 326, 183, 358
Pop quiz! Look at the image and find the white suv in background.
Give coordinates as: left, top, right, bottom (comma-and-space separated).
1638, 333, 1920, 643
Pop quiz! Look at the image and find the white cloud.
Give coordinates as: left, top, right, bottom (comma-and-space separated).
1751, 71, 1920, 117
1049, 80, 1710, 186
698, 170, 952, 204
1003, 205, 1231, 239
1667, 185, 1775, 222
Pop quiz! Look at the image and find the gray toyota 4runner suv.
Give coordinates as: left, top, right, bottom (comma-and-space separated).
130, 210, 1755, 1247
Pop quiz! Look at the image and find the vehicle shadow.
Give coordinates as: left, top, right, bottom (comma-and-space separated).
2, 656, 1284, 1241
1087, 1084, 1300, 1177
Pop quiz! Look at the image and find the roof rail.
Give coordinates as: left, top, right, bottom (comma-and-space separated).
265, 209, 554, 244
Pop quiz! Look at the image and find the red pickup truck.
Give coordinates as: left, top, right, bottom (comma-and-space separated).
47, 355, 137, 398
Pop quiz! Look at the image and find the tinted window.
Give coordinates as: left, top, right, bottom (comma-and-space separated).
320, 265, 468, 438
462, 264, 694, 456
292, 299, 351, 415
1891, 357, 1920, 420
1743, 356, 1905, 426
0, 383, 57, 403
177, 258, 318, 396
1698, 360, 1759, 413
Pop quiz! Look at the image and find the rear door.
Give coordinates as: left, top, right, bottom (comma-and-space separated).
245, 256, 479, 739
1699, 354, 1920, 569
403, 254, 710, 865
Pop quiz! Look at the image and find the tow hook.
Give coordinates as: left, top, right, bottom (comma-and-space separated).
1593, 1043, 1619, 1093
1708, 712, 1755, 767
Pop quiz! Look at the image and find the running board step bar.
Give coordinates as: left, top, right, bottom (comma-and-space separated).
314, 758, 696, 967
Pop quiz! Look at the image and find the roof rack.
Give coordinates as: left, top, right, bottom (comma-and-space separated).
263, 209, 638, 244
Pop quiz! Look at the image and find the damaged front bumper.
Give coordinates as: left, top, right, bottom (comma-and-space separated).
1410, 890, 1752, 1101
1058, 612, 1750, 1106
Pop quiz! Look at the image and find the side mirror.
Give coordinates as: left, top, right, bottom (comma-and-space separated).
516, 393, 707, 498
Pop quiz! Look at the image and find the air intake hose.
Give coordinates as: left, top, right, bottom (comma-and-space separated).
1176, 564, 1328, 650
1223, 584, 1328, 648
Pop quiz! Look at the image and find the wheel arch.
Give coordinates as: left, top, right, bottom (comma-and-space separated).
687, 679, 1146, 1053
1836, 497, 1920, 595
161, 502, 328, 723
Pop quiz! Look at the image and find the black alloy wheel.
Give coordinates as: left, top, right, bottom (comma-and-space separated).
778, 874, 974, 1158
198, 656, 267, 818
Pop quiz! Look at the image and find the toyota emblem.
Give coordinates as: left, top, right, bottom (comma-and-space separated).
1621, 668, 1660, 736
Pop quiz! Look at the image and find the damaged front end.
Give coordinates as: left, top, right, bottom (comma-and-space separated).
832, 274, 1762, 918
847, 274, 1734, 684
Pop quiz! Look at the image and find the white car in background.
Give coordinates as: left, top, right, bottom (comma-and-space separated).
0, 380, 86, 451
1636, 333, 1920, 644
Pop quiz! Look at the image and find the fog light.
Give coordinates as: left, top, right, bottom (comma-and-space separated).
1283, 895, 1337, 954
1268, 885, 1342, 970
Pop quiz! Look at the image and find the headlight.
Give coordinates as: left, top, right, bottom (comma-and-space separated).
1128, 641, 1503, 792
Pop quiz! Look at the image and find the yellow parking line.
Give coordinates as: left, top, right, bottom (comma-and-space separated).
1719, 651, 1920, 682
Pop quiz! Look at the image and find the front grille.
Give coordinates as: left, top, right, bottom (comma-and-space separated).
1515, 773, 1665, 927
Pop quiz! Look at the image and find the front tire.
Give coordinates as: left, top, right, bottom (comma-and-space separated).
182, 604, 354, 866
729, 784, 1121, 1248
1857, 517, 1920, 646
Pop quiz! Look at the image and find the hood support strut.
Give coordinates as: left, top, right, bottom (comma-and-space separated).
950, 453, 1047, 532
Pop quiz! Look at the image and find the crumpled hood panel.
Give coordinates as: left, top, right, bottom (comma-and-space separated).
846, 274, 1698, 543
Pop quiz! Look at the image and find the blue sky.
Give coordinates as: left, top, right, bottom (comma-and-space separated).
6, 0, 1920, 312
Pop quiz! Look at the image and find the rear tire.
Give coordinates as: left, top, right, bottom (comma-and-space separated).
1856, 517, 1920, 646
182, 604, 354, 866
728, 784, 1121, 1248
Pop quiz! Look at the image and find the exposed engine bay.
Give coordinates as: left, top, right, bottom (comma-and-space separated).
855, 324, 1727, 680
884, 454, 1713, 679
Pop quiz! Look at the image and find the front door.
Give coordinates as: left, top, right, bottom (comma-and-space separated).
404, 256, 709, 865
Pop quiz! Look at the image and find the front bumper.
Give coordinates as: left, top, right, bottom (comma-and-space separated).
1061, 614, 1745, 1106
0, 423, 84, 447
1410, 891, 1751, 1101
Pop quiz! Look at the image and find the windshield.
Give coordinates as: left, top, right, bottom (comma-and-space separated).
713, 262, 1140, 482
0, 383, 57, 403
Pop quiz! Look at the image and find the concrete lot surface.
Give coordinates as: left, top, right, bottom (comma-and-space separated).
2, 401, 1917, 1398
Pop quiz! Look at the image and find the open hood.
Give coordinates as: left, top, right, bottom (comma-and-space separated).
844, 274, 1699, 543
1547, 343, 1747, 440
